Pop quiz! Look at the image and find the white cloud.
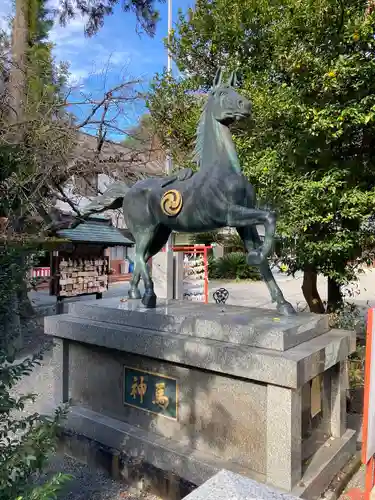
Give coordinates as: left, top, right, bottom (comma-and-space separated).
51, 18, 140, 86
0, 0, 147, 137
1, 0, 152, 88
0, 0, 12, 32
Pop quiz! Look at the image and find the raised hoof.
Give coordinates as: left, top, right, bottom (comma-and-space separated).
142, 291, 157, 308
128, 288, 142, 300
277, 301, 297, 316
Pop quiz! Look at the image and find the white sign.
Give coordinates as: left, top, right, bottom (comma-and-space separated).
183, 254, 205, 302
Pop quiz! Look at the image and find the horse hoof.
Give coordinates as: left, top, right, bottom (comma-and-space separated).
142, 291, 157, 308
128, 288, 141, 300
277, 302, 297, 316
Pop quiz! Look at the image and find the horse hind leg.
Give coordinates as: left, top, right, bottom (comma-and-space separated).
128, 261, 142, 299
130, 225, 172, 308
128, 229, 154, 301
237, 226, 296, 316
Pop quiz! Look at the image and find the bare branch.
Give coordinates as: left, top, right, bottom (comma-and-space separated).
1, 54, 165, 234
53, 184, 82, 216
73, 80, 140, 129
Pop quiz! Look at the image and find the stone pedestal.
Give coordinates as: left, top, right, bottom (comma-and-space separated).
45, 298, 356, 499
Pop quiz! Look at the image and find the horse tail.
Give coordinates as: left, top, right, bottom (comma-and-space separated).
81, 181, 130, 217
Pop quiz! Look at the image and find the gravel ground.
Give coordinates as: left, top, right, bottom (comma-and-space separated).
19, 315, 54, 357
340, 464, 366, 498
12, 317, 162, 500
39, 455, 162, 500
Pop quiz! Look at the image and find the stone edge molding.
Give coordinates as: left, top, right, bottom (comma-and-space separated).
44, 313, 356, 389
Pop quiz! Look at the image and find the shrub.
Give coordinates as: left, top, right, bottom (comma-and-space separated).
329, 301, 366, 389
190, 230, 226, 246
223, 233, 246, 253
329, 300, 366, 336
209, 252, 262, 281
0, 244, 71, 499
0, 348, 71, 499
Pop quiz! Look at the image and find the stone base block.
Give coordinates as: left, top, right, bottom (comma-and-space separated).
59, 406, 259, 485
58, 425, 196, 500
56, 406, 356, 500
293, 428, 356, 499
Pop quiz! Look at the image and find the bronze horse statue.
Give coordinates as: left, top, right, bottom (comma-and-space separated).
79, 68, 296, 315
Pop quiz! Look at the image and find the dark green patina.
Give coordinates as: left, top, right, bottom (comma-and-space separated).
79, 68, 296, 315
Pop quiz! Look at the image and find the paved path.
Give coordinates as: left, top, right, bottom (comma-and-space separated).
29, 267, 375, 313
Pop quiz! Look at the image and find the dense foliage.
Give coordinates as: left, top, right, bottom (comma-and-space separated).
209, 253, 262, 281
26, 0, 68, 116
148, 0, 375, 311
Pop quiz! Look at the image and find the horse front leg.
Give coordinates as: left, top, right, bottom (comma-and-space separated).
237, 226, 296, 316
227, 205, 276, 266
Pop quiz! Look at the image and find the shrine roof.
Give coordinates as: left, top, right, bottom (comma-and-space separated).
57, 219, 133, 246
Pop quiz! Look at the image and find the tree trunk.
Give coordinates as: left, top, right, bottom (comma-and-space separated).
301, 267, 325, 314
327, 277, 343, 313
2, 0, 29, 352
17, 279, 34, 319
8, 0, 28, 125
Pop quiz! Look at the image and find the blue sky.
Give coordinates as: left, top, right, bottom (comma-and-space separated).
0, 0, 194, 140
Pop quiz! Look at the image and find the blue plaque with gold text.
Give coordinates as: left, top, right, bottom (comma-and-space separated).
123, 367, 178, 420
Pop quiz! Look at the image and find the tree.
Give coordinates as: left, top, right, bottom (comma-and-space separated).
121, 113, 162, 153
0, 3, 146, 495
1, 5, 71, 489
26, 0, 67, 117
147, 0, 375, 313
56, 0, 165, 37
1, 0, 145, 345
147, 73, 203, 168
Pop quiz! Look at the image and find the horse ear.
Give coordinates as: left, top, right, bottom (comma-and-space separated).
228, 71, 238, 87
213, 67, 223, 88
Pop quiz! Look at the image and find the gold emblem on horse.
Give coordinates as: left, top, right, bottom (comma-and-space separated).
160, 190, 183, 217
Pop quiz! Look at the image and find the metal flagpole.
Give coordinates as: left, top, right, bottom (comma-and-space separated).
165, 0, 173, 253
167, 0, 172, 75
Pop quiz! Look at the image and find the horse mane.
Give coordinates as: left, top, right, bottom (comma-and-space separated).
192, 96, 209, 166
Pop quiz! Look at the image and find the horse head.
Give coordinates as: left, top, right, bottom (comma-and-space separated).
208, 67, 251, 126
